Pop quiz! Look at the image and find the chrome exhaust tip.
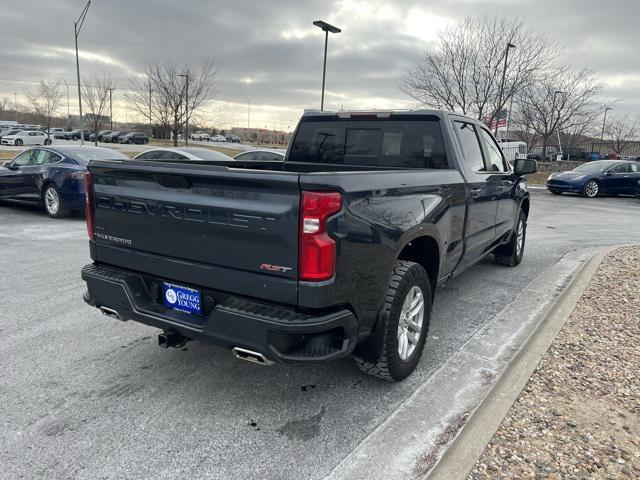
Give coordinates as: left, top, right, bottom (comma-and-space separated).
99, 306, 124, 321
232, 347, 273, 366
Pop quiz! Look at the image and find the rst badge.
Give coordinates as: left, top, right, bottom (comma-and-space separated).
259, 263, 292, 273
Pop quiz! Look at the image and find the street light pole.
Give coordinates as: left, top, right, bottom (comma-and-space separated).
495, 42, 516, 136
108, 87, 114, 130
240, 93, 251, 129
178, 73, 189, 145
553, 91, 564, 159
600, 107, 613, 140
74, 0, 91, 145
313, 20, 341, 111
62, 79, 70, 118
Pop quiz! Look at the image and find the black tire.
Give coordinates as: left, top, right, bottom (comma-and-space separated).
352, 260, 432, 382
72, 136, 79, 141
42, 184, 69, 218
582, 180, 599, 198
15, 139, 23, 146
44, 138, 52, 145
494, 210, 527, 266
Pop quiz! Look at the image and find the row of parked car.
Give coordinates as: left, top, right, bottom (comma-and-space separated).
190, 132, 241, 143
0, 126, 150, 146
0, 145, 286, 218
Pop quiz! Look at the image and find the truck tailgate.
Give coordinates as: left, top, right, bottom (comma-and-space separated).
88, 160, 300, 304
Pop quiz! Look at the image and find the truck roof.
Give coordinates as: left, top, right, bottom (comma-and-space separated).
300, 108, 472, 121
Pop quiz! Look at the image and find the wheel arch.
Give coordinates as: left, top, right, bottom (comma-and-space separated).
396, 235, 440, 297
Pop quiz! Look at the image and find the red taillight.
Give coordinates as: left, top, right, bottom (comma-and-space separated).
83, 172, 94, 240
299, 191, 342, 281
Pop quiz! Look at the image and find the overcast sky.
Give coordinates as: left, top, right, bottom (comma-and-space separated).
0, 0, 638, 130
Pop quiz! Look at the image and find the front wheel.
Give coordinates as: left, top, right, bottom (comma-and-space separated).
495, 210, 526, 266
582, 180, 599, 198
72, 136, 79, 141
353, 260, 432, 382
15, 139, 23, 146
43, 185, 69, 218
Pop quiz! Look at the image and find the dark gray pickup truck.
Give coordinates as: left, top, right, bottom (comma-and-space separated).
81, 110, 536, 381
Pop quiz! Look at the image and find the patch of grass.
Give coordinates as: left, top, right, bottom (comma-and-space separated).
0, 149, 20, 160
526, 171, 550, 185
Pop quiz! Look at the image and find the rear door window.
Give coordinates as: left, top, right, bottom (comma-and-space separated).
453, 121, 485, 172
478, 127, 507, 172
289, 117, 448, 169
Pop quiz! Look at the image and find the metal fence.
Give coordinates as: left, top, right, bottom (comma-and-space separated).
528, 141, 640, 161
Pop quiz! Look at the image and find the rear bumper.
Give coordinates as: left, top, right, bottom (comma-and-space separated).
81, 263, 359, 365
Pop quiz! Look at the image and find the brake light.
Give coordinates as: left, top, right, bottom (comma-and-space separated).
83, 172, 94, 240
299, 191, 342, 281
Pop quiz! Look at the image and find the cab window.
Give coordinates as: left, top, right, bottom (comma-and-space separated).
453, 121, 485, 172
478, 128, 508, 172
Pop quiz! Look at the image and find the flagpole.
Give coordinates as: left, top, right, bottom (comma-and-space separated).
505, 95, 514, 142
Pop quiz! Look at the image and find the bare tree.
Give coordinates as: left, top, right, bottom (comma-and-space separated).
24, 80, 63, 136
516, 67, 602, 158
401, 16, 562, 123
0, 96, 11, 112
82, 74, 115, 145
126, 59, 217, 146
604, 115, 640, 156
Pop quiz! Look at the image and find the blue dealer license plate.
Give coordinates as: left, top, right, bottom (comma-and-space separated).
163, 282, 202, 315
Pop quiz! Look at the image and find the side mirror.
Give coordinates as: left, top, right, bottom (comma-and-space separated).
514, 158, 537, 176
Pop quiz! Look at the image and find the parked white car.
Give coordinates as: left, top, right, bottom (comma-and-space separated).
212, 135, 226, 142
191, 132, 211, 141
1, 130, 51, 146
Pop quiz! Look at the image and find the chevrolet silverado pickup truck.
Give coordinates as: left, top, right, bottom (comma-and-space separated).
81, 110, 537, 381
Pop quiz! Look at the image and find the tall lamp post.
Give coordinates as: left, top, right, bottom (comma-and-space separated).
240, 93, 251, 129
74, 0, 91, 145
600, 107, 613, 140
495, 42, 516, 135
553, 90, 564, 159
178, 73, 189, 145
313, 20, 341, 111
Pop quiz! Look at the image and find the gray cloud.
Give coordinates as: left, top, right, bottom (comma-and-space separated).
1, 0, 638, 128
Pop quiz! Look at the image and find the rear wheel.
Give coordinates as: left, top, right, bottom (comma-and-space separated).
43, 185, 69, 218
353, 260, 431, 382
495, 210, 526, 266
44, 138, 52, 145
72, 135, 79, 141
582, 180, 599, 198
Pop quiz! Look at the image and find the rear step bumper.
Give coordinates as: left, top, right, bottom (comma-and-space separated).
81, 263, 358, 365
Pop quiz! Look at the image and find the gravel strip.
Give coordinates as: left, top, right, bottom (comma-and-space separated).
470, 246, 640, 479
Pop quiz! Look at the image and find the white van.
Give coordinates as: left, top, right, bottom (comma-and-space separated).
499, 141, 528, 162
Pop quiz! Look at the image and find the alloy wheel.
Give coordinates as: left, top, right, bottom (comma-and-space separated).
585, 181, 599, 198
397, 286, 425, 361
45, 187, 59, 215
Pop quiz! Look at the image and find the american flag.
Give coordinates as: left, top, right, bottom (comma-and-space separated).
484, 109, 508, 130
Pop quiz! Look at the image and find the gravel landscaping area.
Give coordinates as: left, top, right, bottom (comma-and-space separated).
470, 246, 640, 479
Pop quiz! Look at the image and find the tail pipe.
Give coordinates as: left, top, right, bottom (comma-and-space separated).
232, 347, 273, 366
99, 306, 124, 321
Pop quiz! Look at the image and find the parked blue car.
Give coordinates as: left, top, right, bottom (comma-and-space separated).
546, 160, 640, 198
0, 146, 128, 217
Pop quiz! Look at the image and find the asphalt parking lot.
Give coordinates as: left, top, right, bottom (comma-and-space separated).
1, 190, 639, 479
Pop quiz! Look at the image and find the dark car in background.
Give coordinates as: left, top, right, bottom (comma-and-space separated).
225, 134, 241, 143
119, 132, 149, 144
89, 130, 112, 142
233, 149, 285, 161
102, 131, 129, 143
64, 129, 92, 141
0, 146, 128, 217
546, 160, 640, 197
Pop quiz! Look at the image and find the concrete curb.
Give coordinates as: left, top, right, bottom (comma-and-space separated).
325, 247, 607, 480
426, 247, 614, 480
